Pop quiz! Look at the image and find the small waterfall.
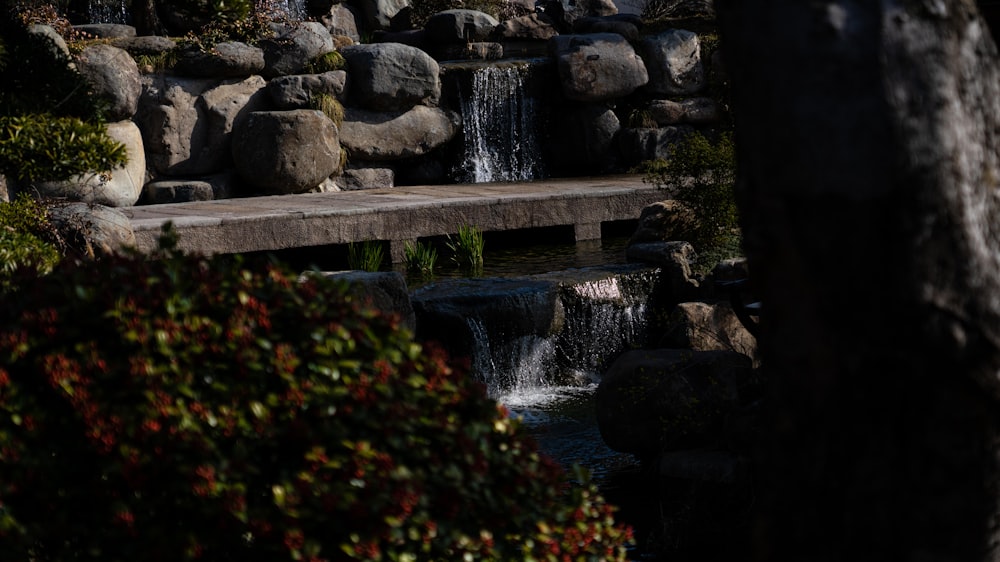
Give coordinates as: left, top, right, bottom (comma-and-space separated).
271, 0, 307, 21
459, 63, 545, 183
87, 0, 128, 24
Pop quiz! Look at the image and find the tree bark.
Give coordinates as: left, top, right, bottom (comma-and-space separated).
715, 1, 1000, 559
131, 0, 166, 36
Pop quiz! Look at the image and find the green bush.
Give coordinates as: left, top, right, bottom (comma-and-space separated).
0, 234, 633, 560
0, 114, 128, 182
0, 194, 62, 291
403, 240, 437, 279
642, 131, 739, 252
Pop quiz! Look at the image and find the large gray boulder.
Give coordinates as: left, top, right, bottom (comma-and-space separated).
425, 9, 499, 44
354, 0, 410, 30
173, 42, 266, 78
662, 301, 758, 362
549, 33, 648, 101
628, 200, 698, 245
267, 71, 348, 109
28, 24, 70, 59
617, 125, 693, 164
136, 75, 271, 176
72, 23, 135, 38
647, 97, 722, 125
319, 2, 362, 42
493, 13, 560, 41
261, 22, 336, 78
551, 0, 618, 28
340, 43, 440, 111
641, 29, 706, 96
232, 110, 342, 195
75, 44, 141, 121
339, 105, 458, 161
47, 203, 136, 256
596, 349, 753, 459
25, 120, 145, 208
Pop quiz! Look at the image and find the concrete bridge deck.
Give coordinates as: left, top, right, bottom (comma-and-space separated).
122, 174, 662, 261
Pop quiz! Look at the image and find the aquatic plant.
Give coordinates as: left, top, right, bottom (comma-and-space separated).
347, 239, 384, 272
446, 223, 485, 274
403, 239, 437, 279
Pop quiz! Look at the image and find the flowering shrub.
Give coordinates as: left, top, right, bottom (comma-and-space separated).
0, 230, 632, 561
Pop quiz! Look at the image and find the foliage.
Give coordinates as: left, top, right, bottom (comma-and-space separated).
0, 5, 107, 120
308, 93, 345, 128
640, 0, 714, 22
403, 240, 437, 279
643, 131, 739, 251
132, 49, 179, 73
627, 108, 657, 129
180, 9, 276, 51
0, 114, 128, 182
305, 50, 346, 74
347, 240, 384, 272
0, 194, 61, 291
0, 233, 633, 560
446, 224, 485, 274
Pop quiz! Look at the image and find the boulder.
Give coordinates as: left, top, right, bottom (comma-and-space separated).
617, 125, 693, 164
26, 120, 145, 207
596, 349, 753, 459
549, 33, 648, 101
72, 23, 136, 39
550, 0, 618, 28
354, 0, 411, 30
75, 43, 142, 121
319, 2, 361, 42
337, 166, 395, 190
267, 71, 348, 109
339, 105, 458, 161
261, 21, 336, 78
493, 13, 560, 41
173, 42, 266, 78
641, 29, 706, 96
626, 240, 700, 301
434, 42, 504, 61
47, 203, 136, 256
548, 103, 621, 175
628, 200, 698, 244
232, 109, 342, 194
114, 35, 177, 57
28, 24, 70, 59
425, 9, 499, 44
573, 15, 641, 40
662, 301, 758, 361
141, 179, 215, 204
309, 271, 416, 333
340, 43, 441, 111
647, 97, 722, 125
136, 75, 271, 176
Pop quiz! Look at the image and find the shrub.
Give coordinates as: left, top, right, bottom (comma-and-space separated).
0, 194, 62, 291
447, 224, 484, 274
347, 240, 384, 272
0, 231, 633, 561
642, 131, 739, 252
0, 114, 128, 183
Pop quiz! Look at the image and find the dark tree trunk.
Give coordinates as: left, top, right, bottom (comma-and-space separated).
131, 0, 165, 36
716, 1, 1000, 559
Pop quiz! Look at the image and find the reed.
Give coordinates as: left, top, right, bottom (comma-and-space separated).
403, 240, 438, 278
446, 224, 484, 274
347, 240, 384, 272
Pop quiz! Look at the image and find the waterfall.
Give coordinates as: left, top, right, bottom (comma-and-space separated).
459, 63, 545, 183
272, 0, 307, 21
87, 0, 128, 24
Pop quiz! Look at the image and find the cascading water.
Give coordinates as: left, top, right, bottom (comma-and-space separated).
87, 0, 128, 24
271, 0, 307, 21
458, 62, 546, 183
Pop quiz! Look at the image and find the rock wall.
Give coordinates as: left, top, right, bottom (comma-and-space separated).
9, 5, 727, 206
